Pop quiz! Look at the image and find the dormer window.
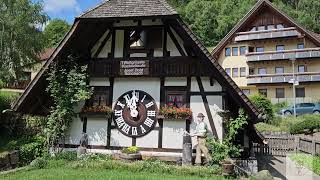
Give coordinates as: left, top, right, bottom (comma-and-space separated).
130, 30, 147, 49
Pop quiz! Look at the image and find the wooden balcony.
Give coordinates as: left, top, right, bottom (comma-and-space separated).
87, 57, 208, 77
247, 72, 320, 85
246, 48, 320, 62
235, 27, 300, 42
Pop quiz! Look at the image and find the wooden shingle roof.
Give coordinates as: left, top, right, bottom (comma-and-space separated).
79, 0, 177, 19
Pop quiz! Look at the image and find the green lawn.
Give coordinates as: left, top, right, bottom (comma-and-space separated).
290, 153, 320, 175
1, 168, 226, 180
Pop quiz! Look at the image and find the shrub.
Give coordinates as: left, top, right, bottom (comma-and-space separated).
256, 115, 305, 133
19, 136, 46, 165
30, 158, 48, 169
55, 151, 78, 161
249, 94, 274, 123
0, 91, 20, 111
289, 115, 320, 134
272, 101, 288, 114
121, 146, 139, 154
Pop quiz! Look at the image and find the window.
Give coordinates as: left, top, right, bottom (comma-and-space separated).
296, 88, 305, 98
276, 45, 285, 51
225, 68, 231, 76
249, 68, 255, 75
89, 87, 110, 107
258, 68, 267, 75
258, 89, 268, 97
165, 91, 186, 108
240, 67, 246, 77
276, 24, 284, 29
225, 48, 231, 56
129, 30, 147, 49
275, 67, 284, 74
240, 46, 247, 55
248, 46, 255, 53
242, 89, 250, 96
267, 24, 275, 30
232, 68, 239, 77
298, 65, 306, 73
257, 25, 265, 31
256, 47, 264, 52
297, 43, 304, 49
276, 88, 285, 98
232, 47, 239, 56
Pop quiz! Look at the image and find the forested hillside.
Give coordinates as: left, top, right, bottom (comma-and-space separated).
168, 0, 320, 47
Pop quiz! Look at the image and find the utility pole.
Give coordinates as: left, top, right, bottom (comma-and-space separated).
290, 58, 297, 117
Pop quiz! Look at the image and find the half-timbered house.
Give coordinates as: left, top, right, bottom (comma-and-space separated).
13, 0, 263, 158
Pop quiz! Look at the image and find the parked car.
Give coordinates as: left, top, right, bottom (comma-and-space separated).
279, 103, 320, 116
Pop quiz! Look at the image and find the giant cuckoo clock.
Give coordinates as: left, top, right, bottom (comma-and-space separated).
114, 90, 158, 137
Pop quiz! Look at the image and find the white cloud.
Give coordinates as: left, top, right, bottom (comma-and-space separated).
43, 0, 81, 13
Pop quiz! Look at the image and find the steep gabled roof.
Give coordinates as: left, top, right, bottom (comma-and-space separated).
79, 0, 177, 19
211, 0, 320, 57
13, 0, 262, 124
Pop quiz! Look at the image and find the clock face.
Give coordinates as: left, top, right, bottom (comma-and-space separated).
113, 90, 158, 137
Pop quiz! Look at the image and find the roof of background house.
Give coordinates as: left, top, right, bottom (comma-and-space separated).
39, 48, 55, 61
79, 0, 177, 19
211, 0, 320, 57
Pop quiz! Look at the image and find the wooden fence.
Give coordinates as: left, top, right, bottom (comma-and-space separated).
253, 133, 320, 156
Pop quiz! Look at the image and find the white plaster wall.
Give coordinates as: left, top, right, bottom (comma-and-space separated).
97, 38, 112, 58
115, 30, 124, 58
154, 48, 163, 57
87, 118, 108, 146
191, 77, 200, 92
201, 77, 222, 92
130, 53, 147, 58
110, 129, 132, 147
162, 121, 185, 149
190, 95, 223, 146
167, 32, 181, 56
164, 77, 187, 86
90, 78, 110, 86
112, 78, 161, 107
65, 117, 83, 145
136, 130, 158, 148
170, 27, 187, 55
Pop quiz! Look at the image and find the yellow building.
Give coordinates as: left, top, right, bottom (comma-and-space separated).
212, 0, 320, 105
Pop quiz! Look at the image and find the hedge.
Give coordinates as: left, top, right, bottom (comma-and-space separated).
289, 115, 320, 134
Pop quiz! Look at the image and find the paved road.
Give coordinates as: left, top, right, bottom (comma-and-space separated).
256, 155, 320, 180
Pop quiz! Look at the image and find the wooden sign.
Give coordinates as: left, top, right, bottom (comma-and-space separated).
119, 60, 149, 76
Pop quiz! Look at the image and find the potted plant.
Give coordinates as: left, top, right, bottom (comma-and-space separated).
119, 146, 142, 161
81, 105, 113, 119
159, 107, 192, 120
221, 158, 234, 174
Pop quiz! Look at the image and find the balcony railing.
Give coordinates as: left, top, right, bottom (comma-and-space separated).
87, 57, 212, 77
246, 48, 320, 62
4, 80, 30, 90
235, 27, 301, 42
247, 72, 320, 85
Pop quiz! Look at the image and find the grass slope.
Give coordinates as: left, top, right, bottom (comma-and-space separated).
1, 168, 226, 180
290, 153, 320, 176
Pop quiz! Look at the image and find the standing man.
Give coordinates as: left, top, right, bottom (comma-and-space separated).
191, 113, 212, 165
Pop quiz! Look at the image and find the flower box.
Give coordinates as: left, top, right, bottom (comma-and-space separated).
81, 106, 113, 119
159, 107, 192, 121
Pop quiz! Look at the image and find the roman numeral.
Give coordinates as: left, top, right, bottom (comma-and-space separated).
141, 95, 146, 102
115, 117, 125, 128
144, 117, 154, 127
134, 91, 139, 101
140, 125, 146, 134
132, 127, 138, 136
145, 101, 154, 108
122, 124, 131, 134
114, 110, 123, 117
147, 110, 156, 117
117, 101, 125, 108
124, 94, 131, 104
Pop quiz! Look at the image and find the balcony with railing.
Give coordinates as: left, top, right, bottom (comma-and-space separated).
247, 72, 320, 85
234, 27, 301, 42
246, 48, 320, 62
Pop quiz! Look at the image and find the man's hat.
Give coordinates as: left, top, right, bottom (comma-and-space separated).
197, 113, 205, 118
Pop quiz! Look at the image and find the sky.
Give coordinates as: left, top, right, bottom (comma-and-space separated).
32, 0, 104, 24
